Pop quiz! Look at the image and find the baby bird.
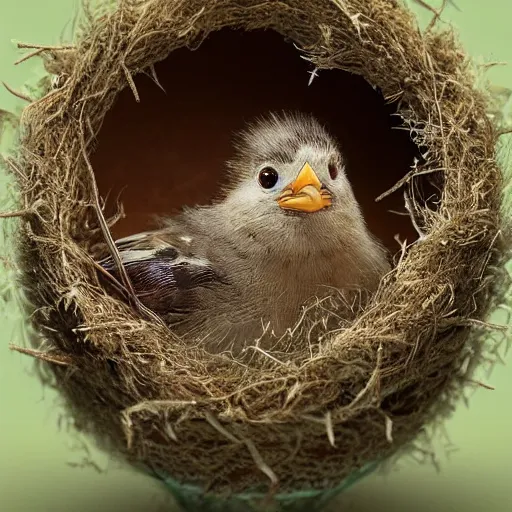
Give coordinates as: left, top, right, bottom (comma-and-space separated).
99, 112, 390, 355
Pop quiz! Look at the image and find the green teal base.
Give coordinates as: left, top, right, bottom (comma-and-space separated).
147, 462, 378, 512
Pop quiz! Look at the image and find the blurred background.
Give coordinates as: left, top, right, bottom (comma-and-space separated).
0, 1, 511, 511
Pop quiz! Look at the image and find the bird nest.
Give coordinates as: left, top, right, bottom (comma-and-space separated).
2, 0, 511, 508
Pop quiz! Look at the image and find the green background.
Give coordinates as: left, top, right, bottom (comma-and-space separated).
0, 1, 511, 511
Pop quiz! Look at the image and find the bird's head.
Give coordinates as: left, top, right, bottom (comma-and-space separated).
221, 112, 366, 251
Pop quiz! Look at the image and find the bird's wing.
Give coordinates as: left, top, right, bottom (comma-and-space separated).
98, 230, 225, 318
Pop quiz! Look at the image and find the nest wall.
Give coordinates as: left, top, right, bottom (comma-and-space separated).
5, 0, 509, 497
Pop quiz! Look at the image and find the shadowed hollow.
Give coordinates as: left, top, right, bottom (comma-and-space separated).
91, 29, 422, 249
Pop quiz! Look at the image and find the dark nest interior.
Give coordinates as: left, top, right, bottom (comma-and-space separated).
6, 0, 509, 508
93, 29, 422, 248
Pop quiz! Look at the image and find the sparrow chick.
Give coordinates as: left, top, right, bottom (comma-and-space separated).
99, 112, 390, 355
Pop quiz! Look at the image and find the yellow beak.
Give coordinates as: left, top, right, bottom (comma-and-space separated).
277, 162, 332, 213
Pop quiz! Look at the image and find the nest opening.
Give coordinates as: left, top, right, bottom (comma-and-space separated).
92, 29, 425, 249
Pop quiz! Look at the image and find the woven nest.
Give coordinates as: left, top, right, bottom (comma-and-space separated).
4, 0, 511, 503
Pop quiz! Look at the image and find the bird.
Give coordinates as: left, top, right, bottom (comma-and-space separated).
98, 112, 390, 355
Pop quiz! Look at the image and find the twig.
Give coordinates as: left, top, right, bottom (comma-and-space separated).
9, 344, 74, 366
0, 209, 32, 218
497, 127, 512, 137
14, 48, 44, 66
205, 412, 240, 443
2, 82, 32, 103
385, 415, 393, 443
121, 62, 140, 102
413, 0, 454, 31
2, 157, 28, 182
16, 42, 75, 50
375, 166, 443, 202
241, 436, 278, 486
78, 112, 165, 328
308, 67, 319, 86
467, 379, 495, 390
325, 411, 335, 447
404, 190, 426, 240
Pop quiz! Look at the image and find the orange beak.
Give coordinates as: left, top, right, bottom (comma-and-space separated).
277, 162, 332, 213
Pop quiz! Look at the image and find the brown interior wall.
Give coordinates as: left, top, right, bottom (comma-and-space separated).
91, 29, 419, 251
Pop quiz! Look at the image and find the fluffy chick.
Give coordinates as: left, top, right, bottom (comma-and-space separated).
99, 112, 390, 354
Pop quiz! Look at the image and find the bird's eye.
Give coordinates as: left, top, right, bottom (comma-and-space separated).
258, 167, 279, 189
328, 162, 339, 180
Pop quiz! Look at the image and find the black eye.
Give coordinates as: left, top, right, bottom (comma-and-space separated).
328, 162, 339, 180
258, 167, 279, 189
